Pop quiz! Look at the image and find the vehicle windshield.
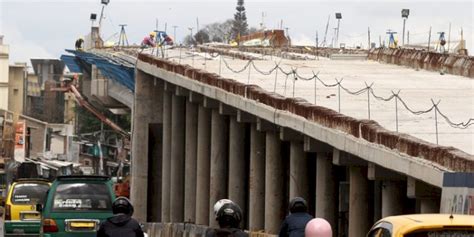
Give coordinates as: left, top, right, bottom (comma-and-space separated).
11, 183, 49, 204
52, 183, 112, 211
405, 230, 474, 237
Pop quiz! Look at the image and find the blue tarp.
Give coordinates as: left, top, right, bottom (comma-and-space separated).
62, 50, 135, 92
60, 55, 82, 73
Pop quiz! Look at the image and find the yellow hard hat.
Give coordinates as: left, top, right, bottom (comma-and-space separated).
79, 36, 84, 40
150, 32, 156, 37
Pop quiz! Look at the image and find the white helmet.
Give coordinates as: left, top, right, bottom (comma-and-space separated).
213, 199, 234, 216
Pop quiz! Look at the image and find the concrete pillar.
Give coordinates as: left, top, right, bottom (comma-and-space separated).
184, 101, 198, 223
170, 95, 186, 223
195, 106, 211, 225
209, 110, 229, 227
420, 199, 440, 213
249, 123, 265, 231
349, 167, 370, 237
289, 141, 308, 200
161, 91, 172, 222
315, 152, 337, 230
228, 117, 246, 221
381, 181, 404, 217
264, 131, 285, 234
148, 124, 163, 222
131, 71, 163, 222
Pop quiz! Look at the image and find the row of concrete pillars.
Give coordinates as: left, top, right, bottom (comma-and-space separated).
131, 71, 441, 237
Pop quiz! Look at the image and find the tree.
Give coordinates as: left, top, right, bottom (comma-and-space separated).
194, 29, 210, 44
231, 0, 249, 40
205, 19, 234, 43
248, 27, 258, 35
183, 35, 196, 46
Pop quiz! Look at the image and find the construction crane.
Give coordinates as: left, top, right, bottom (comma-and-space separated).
51, 76, 129, 139
321, 15, 330, 47
52, 74, 130, 196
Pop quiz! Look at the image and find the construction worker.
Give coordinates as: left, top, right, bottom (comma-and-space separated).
141, 32, 156, 48
206, 199, 248, 237
96, 197, 144, 237
75, 36, 84, 50
279, 197, 313, 237
304, 218, 332, 237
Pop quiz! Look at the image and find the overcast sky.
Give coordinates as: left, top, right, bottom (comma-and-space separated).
0, 0, 472, 63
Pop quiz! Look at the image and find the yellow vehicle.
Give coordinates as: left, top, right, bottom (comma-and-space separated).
4, 178, 50, 237
367, 214, 474, 237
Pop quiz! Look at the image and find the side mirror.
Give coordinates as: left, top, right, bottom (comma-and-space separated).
36, 203, 43, 213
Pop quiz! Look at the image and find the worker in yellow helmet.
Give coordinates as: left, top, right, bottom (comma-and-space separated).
141, 31, 157, 47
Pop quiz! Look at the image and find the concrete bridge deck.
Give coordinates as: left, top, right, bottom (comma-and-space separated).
74, 47, 474, 237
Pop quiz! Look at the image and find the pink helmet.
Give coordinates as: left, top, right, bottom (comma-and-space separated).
305, 218, 332, 237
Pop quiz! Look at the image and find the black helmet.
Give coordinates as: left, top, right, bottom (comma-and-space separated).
112, 197, 134, 215
289, 197, 308, 213
216, 202, 242, 228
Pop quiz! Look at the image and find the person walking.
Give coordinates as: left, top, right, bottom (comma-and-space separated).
279, 197, 313, 237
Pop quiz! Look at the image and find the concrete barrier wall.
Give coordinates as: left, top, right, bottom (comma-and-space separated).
368, 48, 474, 78
146, 223, 276, 237
137, 53, 474, 172
197, 46, 261, 60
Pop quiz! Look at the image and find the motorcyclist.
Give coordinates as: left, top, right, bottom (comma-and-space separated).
278, 197, 313, 237
304, 218, 332, 237
96, 197, 144, 237
206, 199, 248, 237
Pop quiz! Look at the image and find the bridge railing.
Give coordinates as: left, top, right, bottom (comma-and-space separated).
145, 223, 276, 237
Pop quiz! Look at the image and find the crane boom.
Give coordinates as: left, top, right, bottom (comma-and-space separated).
52, 83, 130, 139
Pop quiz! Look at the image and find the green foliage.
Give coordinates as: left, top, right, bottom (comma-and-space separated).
231, 0, 249, 39
194, 29, 211, 44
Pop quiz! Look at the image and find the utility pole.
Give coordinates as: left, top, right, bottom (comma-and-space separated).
401, 9, 410, 46
335, 13, 342, 48
407, 30, 410, 45
379, 35, 382, 47
367, 27, 371, 49
427, 26, 432, 51
196, 17, 199, 33
315, 30, 319, 48
173, 25, 178, 43
447, 22, 452, 53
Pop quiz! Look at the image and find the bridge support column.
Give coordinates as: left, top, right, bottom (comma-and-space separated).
349, 166, 370, 237
228, 117, 247, 226
196, 106, 211, 225
161, 90, 172, 222
289, 141, 309, 200
170, 95, 185, 222
381, 181, 404, 217
131, 72, 163, 222
420, 199, 440, 213
184, 101, 198, 223
407, 177, 441, 214
315, 152, 338, 231
209, 110, 229, 227
249, 123, 265, 231
265, 131, 285, 234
